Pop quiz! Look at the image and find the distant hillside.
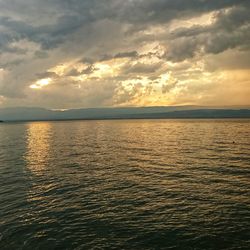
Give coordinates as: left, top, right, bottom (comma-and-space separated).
0, 106, 250, 121
126, 109, 250, 119
0, 106, 199, 121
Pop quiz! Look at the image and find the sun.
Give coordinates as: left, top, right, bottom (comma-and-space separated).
30, 78, 52, 89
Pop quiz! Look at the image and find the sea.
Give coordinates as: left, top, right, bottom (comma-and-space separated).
0, 119, 249, 250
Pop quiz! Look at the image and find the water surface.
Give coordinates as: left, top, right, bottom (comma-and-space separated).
0, 119, 249, 249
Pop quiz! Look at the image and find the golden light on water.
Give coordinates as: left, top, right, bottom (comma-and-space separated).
25, 122, 52, 174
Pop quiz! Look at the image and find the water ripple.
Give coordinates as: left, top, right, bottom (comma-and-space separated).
0, 119, 249, 249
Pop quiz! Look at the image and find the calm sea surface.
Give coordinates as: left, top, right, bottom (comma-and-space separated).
0, 119, 249, 250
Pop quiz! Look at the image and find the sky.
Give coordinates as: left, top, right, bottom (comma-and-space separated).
0, 0, 249, 109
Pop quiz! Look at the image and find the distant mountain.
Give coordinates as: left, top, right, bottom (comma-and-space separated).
0, 106, 250, 121
128, 109, 250, 119
0, 106, 198, 121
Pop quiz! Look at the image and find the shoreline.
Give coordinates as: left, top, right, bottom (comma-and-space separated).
1, 117, 250, 123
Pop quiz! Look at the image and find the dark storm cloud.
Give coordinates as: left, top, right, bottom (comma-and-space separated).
165, 37, 203, 62
117, 0, 247, 27
66, 65, 95, 77
164, 4, 250, 61
98, 51, 139, 62
114, 51, 138, 59
205, 5, 250, 53
0, 0, 247, 52
0, 0, 248, 57
0, 15, 88, 50
0, 0, 121, 53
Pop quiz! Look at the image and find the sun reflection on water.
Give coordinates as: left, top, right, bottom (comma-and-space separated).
25, 122, 52, 175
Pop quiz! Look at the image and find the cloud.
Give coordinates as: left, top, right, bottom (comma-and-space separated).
66, 65, 96, 77
114, 51, 138, 59
205, 50, 250, 71
164, 4, 250, 61
0, 0, 249, 108
121, 62, 163, 75
98, 51, 139, 62
35, 71, 58, 79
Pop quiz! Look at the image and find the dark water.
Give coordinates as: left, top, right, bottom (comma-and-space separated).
0, 119, 249, 250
